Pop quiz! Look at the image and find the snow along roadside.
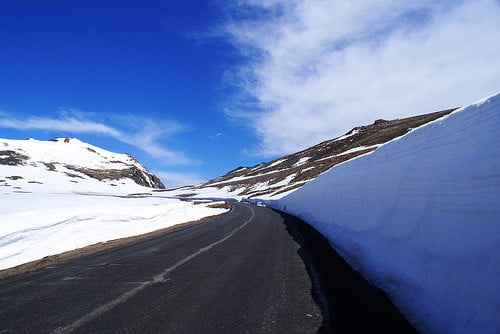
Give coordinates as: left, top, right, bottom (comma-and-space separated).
0, 193, 229, 272
269, 92, 500, 334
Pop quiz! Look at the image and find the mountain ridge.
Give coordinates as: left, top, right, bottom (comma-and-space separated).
165, 107, 457, 199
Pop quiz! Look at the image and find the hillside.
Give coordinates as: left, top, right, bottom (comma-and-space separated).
0, 137, 165, 194
165, 108, 456, 199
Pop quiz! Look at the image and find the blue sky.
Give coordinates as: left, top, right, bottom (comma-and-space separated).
0, 0, 256, 186
1, 0, 499, 187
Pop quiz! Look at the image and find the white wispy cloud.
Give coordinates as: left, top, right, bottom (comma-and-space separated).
221, 0, 500, 156
208, 132, 225, 141
0, 110, 194, 165
153, 170, 205, 188
0, 115, 122, 137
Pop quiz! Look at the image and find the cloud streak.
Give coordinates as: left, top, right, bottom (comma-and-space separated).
0, 110, 194, 165
0, 116, 122, 137
152, 170, 205, 188
221, 0, 500, 156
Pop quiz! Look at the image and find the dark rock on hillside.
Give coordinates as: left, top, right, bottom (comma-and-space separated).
65, 165, 166, 189
130, 167, 165, 189
0, 151, 29, 166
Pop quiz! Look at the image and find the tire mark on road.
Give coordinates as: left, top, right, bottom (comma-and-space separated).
53, 206, 256, 334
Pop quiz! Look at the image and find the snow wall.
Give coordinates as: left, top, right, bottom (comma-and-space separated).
270, 93, 500, 333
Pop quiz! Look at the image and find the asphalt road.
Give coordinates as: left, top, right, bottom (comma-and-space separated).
0, 203, 415, 334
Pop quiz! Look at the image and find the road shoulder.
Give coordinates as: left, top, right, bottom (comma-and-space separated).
0, 210, 230, 280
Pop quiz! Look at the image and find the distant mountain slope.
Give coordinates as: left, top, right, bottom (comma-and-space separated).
166, 108, 456, 199
0, 137, 165, 194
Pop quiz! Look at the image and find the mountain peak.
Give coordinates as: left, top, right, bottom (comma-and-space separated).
0, 137, 165, 194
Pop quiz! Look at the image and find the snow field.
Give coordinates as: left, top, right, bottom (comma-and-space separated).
0, 193, 228, 270
0, 164, 151, 194
1, 137, 137, 170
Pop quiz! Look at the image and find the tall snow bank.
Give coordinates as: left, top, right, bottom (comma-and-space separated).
272, 93, 500, 333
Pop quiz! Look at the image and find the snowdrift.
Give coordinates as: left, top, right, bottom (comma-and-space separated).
0, 193, 228, 270
272, 93, 500, 333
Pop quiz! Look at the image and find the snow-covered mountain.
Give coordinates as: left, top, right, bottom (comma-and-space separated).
0, 137, 230, 272
0, 137, 165, 194
165, 108, 456, 199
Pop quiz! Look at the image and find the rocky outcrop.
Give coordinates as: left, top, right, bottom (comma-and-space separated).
0, 151, 29, 166
64, 165, 166, 189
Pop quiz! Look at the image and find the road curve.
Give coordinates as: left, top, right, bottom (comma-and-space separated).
0, 203, 323, 333
0, 202, 416, 333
